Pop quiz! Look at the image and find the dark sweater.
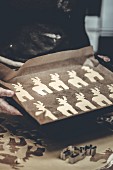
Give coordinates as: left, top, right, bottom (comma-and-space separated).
0, 0, 90, 62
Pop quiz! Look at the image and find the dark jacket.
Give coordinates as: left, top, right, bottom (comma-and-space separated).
0, 0, 90, 62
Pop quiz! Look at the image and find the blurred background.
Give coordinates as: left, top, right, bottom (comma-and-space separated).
86, 0, 113, 61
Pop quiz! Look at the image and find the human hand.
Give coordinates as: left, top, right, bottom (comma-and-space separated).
97, 55, 110, 62
0, 87, 22, 116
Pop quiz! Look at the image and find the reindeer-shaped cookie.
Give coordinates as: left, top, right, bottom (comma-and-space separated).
57, 96, 78, 117
75, 93, 96, 111
31, 77, 53, 96
67, 70, 88, 88
12, 83, 34, 102
82, 66, 104, 82
49, 73, 69, 91
107, 84, 113, 98
91, 87, 112, 106
34, 101, 57, 120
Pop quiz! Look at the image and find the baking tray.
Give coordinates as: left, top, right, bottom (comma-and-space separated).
1, 46, 113, 138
